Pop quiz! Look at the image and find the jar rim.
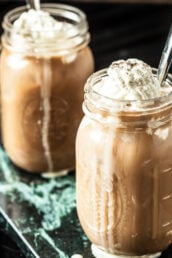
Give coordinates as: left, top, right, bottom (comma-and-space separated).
84, 67, 172, 113
2, 3, 88, 33
2, 3, 90, 54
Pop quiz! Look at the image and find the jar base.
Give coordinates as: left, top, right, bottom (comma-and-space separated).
91, 244, 161, 258
41, 168, 73, 178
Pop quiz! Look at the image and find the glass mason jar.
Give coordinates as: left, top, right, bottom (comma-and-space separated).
0, 3, 94, 173
76, 68, 172, 257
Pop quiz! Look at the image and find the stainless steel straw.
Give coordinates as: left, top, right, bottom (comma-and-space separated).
26, 0, 40, 10
157, 24, 172, 85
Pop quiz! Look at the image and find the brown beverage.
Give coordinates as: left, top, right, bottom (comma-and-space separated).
0, 4, 94, 173
76, 59, 172, 257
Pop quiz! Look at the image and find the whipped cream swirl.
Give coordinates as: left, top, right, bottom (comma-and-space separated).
10, 9, 79, 53
95, 59, 165, 101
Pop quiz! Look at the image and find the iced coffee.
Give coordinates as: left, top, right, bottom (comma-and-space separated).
76, 59, 172, 257
0, 4, 94, 173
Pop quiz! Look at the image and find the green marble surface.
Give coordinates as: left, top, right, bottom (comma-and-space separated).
0, 145, 93, 258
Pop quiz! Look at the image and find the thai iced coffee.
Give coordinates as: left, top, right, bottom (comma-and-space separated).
0, 4, 94, 173
76, 59, 172, 257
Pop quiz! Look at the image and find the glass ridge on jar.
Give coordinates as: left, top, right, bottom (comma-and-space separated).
76, 68, 172, 257
0, 3, 94, 173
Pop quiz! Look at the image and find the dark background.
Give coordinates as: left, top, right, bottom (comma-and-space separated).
0, 0, 172, 257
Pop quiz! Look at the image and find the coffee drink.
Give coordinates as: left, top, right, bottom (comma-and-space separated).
1, 4, 94, 173
76, 59, 172, 257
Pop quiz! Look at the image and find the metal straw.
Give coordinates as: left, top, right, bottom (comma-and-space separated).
26, 0, 40, 10
157, 24, 172, 85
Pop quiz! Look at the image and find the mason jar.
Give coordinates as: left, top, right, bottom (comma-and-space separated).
76, 68, 172, 257
0, 3, 94, 173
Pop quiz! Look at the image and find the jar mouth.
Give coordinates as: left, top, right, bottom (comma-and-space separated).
3, 3, 88, 33
2, 3, 90, 54
84, 68, 172, 113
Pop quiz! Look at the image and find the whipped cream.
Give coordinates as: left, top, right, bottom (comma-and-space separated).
10, 9, 78, 52
95, 59, 170, 101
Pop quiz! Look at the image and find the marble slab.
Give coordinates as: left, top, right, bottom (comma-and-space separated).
0, 144, 172, 258
0, 145, 94, 258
